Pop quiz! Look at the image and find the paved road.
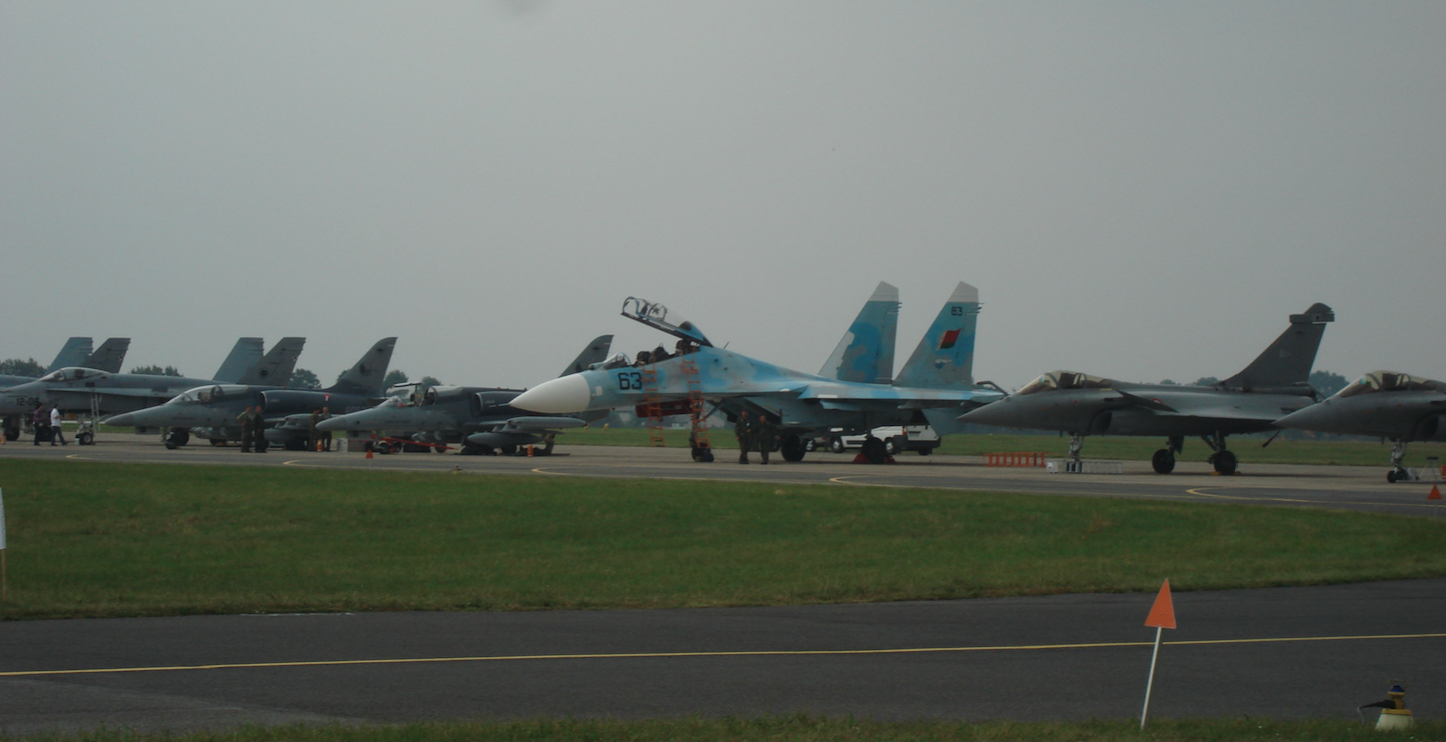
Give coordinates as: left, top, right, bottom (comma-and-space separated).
7, 434, 1442, 516
1, 580, 1441, 733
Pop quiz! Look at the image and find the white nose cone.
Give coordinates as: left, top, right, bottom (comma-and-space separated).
511, 374, 592, 413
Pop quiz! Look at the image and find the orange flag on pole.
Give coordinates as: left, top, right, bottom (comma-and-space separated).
1145, 579, 1176, 629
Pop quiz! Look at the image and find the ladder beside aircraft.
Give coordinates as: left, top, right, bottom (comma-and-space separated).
639, 366, 665, 447
680, 356, 710, 454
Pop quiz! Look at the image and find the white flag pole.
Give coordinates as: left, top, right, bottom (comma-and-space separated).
1, 487, 7, 600
1140, 625, 1163, 730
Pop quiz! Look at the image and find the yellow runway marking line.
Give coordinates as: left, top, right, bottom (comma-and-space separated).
4, 632, 1441, 679
1185, 487, 1436, 510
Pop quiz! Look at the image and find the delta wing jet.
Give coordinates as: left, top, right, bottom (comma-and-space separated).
959, 304, 1335, 474
106, 338, 394, 450
0, 337, 306, 444
1274, 371, 1446, 482
509, 283, 1001, 463
316, 336, 614, 455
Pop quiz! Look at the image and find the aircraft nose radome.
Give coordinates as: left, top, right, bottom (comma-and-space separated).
315, 416, 348, 432
511, 374, 591, 414
105, 412, 136, 427
957, 399, 1013, 425
1274, 403, 1337, 432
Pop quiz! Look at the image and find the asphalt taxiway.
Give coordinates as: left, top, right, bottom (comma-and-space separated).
0, 580, 1441, 733
7, 433, 1442, 517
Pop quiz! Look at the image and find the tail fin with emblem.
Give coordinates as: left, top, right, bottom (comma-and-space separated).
893, 282, 981, 390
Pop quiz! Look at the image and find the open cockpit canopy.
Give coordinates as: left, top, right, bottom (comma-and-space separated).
1016, 370, 1112, 396
1336, 371, 1440, 398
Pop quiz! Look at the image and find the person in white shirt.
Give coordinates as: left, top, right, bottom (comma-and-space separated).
49, 405, 67, 446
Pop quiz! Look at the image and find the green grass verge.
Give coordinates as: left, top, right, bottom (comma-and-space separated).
1, 460, 1443, 620
561, 427, 1446, 468
12, 717, 1445, 742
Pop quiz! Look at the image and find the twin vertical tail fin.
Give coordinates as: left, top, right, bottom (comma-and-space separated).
213, 338, 265, 383
819, 282, 900, 384
47, 337, 93, 374
332, 337, 398, 396
235, 337, 306, 386
559, 335, 614, 377
893, 282, 981, 390
82, 338, 130, 374
1221, 303, 1334, 391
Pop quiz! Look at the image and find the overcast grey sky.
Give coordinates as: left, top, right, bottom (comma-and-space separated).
3, 2, 1442, 390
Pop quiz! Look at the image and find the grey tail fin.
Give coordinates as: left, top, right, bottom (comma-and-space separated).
235, 337, 306, 386
330, 338, 398, 395
893, 282, 981, 389
46, 337, 93, 373
81, 338, 130, 374
559, 335, 614, 377
212, 338, 265, 383
1221, 303, 1334, 390
819, 282, 899, 384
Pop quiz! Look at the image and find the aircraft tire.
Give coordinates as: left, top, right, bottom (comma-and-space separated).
1151, 449, 1176, 474
77, 432, 94, 446
1213, 450, 1238, 475
829, 437, 845, 454
780, 434, 806, 462
164, 440, 177, 450
3, 428, 18, 442
1386, 469, 1397, 483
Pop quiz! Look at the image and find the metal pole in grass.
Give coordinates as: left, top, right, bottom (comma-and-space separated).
1, 487, 7, 600
1140, 579, 1176, 731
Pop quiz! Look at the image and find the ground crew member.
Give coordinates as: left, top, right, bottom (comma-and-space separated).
756, 413, 776, 465
308, 408, 322, 452
734, 410, 752, 464
238, 406, 255, 452
320, 407, 333, 451
248, 407, 267, 453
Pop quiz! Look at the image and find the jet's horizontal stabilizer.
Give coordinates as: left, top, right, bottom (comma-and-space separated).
621, 297, 712, 347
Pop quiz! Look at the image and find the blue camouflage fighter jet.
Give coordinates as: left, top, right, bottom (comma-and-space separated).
510, 283, 1002, 463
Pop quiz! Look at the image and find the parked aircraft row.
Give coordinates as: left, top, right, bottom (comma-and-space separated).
4, 284, 1440, 481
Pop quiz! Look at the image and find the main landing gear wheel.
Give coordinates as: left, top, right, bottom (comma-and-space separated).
780, 434, 806, 462
1212, 450, 1238, 475
691, 446, 715, 463
1151, 449, 1176, 474
77, 431, 94, 446
1387, 468, 1410, 483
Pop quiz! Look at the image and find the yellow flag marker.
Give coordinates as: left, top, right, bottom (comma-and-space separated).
1140, 579, 1176, 729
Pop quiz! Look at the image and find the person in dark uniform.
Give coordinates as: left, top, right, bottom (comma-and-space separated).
238, 406, 255, 452
756, 413, 776, 465
734, 410, 752, 464
308, 408, 322, 452
249, 407, 267, 453
320, 407, 333, 451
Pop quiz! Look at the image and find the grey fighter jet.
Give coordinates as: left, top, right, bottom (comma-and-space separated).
315, 336, 614, 455
103, 337, 307, 447
1274, 371, 1446, 482
0, 337, 299, 441
0, 337, 94, 390
958, 304, 1335, 475
509, 283, 1001, 464
106, 338, 393, 450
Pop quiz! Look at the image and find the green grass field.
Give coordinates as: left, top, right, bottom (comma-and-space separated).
561, 426, 1446, 468
1, 459, 1443, 620
17, 716, 1446, 742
